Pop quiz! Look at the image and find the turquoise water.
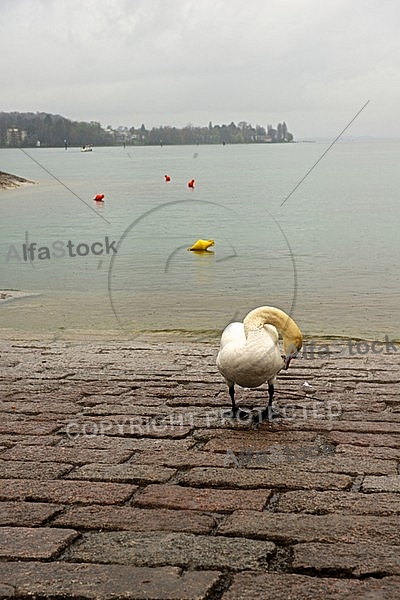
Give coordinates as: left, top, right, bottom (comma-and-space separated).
0, 143, 399, 340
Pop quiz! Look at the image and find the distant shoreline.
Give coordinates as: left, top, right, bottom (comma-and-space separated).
0, 170, 35, 190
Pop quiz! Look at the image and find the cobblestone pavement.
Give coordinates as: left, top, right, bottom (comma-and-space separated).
0, 334, 399, 599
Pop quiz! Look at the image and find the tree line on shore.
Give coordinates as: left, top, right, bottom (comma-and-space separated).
0, 111, 294, 147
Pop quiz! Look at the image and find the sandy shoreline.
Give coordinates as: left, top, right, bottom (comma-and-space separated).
0, 170, 35, 190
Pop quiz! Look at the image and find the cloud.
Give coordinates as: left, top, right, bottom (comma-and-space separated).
1, 0, 400, 136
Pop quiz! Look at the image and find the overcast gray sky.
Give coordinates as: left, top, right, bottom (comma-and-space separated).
1, 0, 399, 138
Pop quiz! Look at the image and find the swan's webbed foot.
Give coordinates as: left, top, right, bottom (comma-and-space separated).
223, 406, 252, 421
224, 384, 252, 421
253, 405, 282, 424
252, 382, 282, 423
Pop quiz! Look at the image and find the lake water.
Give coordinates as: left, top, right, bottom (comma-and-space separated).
0, 142, 399, 341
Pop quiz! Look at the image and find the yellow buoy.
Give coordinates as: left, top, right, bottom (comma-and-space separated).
188, 239, 215, 251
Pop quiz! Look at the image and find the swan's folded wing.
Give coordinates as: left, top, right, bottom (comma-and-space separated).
218, 322, 246, 348
217, 326, 284, 389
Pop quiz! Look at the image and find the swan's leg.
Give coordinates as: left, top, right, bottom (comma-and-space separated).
253, 383, 282, 423
223, 385, 251, 420
268, 383, 274, 404
229, 385, 236, 408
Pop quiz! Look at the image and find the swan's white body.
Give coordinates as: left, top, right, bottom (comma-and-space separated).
217, 322, 283, 389
216, 307, 303, 415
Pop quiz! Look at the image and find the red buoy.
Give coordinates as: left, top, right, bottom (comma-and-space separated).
164, 174, 171, 182
188, 179, 195, 189
94, 194, 104, 202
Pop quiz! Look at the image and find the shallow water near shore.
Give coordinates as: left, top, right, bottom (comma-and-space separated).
0, 143, 399, 341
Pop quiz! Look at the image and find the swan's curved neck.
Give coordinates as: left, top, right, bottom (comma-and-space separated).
243, 306, 303, 355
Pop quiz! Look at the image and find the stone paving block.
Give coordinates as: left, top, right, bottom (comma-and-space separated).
362, 475, 400, 492
344, 411, 400, 423
293, 541, 400, 576
0, 459, 73, 479
0, 501, 62, 526
243, 454, 396, 476
0, 479, 136, 504
0, 583, 14, 597
136, 449, 227, 468
337, 421, 400, 434
155, 410, 245, 430
218, 511, 400, 544
60, 436, 195, 451
178, 466, 352, 491
9, 389, 85, 403
53, 505, 215, 534
0, 400, 78, 414
166, 395, 227, 407
330, 431, 400, 448
276, 490, 400, 515
198, 430, 318, 448
0, 434, 60, 446
0, 445, 133, 465
68, 531, 275, 570
0, 561, 222, 599
77, 394, 137, 407
221, 572, 400, 600
287, 419, 400, 434
135, 484, 271, 512
339, 401, 387, 414
0, 526, 78, 559
335, 443, 400, 460
0, 421, 59, 435
66, 463, 176, 484
62, 421, 193, 439
22, 411, 77, 422
355, 380, 400, 393
80, 404, 171, 415
130, 388, 179, 405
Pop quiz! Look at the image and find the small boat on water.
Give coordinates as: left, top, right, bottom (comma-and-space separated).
81, 145, 93, 152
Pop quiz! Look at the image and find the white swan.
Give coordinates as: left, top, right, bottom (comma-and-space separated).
216, 306, 303, 422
